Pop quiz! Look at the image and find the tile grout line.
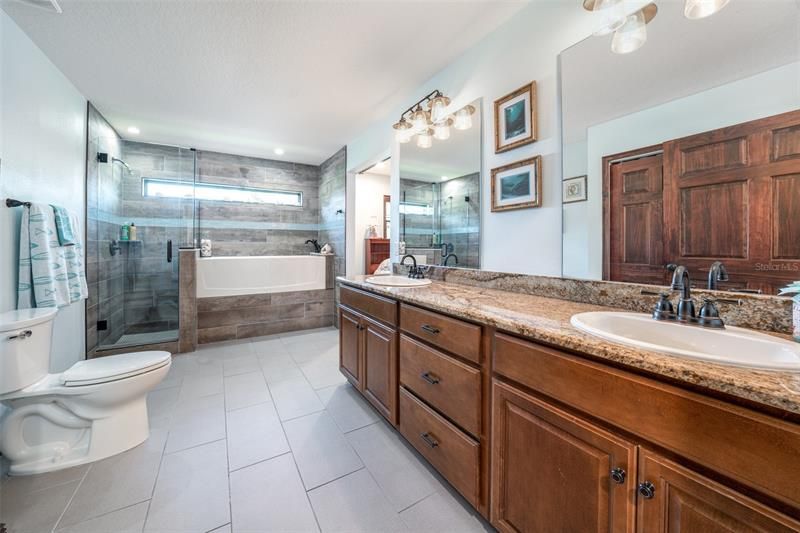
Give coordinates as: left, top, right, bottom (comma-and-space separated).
142, 397, 175, 531
50, 463, 92, 532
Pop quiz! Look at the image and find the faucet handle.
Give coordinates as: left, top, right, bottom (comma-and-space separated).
652, 292, 675, 320
698, 297, 725, 329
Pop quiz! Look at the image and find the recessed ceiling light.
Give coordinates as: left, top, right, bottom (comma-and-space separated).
274, 148, 285, 156
127, 126, 140, 135
441, 176, 449, 181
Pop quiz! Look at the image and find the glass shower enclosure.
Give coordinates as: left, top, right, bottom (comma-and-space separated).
87, 136, 196, 353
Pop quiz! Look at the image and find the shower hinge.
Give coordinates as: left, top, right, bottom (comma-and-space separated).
97, 320, 108, 331
97, 152, 109, 163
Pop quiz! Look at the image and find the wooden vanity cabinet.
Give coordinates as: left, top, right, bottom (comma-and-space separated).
491, 332, 800, 532
492, 379, 636, 533
338, 287, 398, 424
636, 449, 800, 532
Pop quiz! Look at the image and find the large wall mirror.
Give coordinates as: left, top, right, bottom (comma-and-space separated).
561, 1, 800, 296
399, 98, 482, 269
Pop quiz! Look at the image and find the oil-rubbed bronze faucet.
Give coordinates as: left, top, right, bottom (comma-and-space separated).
670, 265, 695, 321
401, 254, 425, 279
707, 261, 729, 290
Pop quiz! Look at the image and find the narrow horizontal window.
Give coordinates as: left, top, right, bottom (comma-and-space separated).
142, 178, 303, 207
399, 201, 433, 216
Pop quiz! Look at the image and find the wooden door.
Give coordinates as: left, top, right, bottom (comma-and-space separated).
362, 317, 397, 424
491, 380, 636, 533
606, 152, 667, 285
662, 110, 800, 294
637, 449, 800, 532
339, 308, 362, 388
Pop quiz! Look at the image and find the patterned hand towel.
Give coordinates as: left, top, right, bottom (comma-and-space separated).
51, 204, 76, 246
18, 203, 89, 309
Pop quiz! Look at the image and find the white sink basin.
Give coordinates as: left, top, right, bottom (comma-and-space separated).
570, 312, 800, 372
365, 275, 432, 287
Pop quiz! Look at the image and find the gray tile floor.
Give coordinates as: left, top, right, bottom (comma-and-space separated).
1, 327, 492, 533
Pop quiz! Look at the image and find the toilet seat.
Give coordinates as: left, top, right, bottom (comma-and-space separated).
61, 351, 171, 387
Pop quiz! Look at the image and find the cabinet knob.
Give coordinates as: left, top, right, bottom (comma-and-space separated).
419, 432, 439, 449
610, 467, 626, 484
420, 324, 440, 335
638, 481, 656, 499
420, 372, 440, 385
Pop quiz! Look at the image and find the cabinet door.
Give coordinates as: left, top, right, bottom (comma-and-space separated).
362, 317, 397, 424
339, 308, 362, 388
491, 380, 636, 533
637, 449, 800, 533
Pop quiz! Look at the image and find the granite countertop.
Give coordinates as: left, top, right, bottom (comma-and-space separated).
338, 275, 800, 417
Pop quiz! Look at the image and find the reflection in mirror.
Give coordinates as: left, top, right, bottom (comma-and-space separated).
561, 1, 800, 296
399, 98, 482, 269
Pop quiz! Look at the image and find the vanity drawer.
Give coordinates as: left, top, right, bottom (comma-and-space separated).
400, 304, 481, 363
399, 334, 481, 435
340, 285, 397, 326
399, 387, 480, 507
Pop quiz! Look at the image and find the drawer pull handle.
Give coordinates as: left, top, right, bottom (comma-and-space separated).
610, 467, 626, 484
420, 432, 439, 448
638, 481, 655, 499
7, 330, 32, 341
420, 372, 440, 385
421, 324, 440, 335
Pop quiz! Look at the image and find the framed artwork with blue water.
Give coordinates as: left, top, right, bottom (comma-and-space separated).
494, 81, 538, 153
491, 156, 542, 212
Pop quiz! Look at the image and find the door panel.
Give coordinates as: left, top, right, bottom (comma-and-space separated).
339, 308, 362, 388
637, 449, 800, 532
607, 153, 666, 285
362, 317, 397, 423
491, 380, 636, 533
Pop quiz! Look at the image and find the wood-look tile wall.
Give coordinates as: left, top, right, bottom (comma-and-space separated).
196, 288, 335, 344
318, 147, 347, 324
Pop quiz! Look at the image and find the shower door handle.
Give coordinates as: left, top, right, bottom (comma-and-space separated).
166, 240, 173, 263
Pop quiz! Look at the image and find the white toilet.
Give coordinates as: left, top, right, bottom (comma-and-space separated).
0, 307, 171, 475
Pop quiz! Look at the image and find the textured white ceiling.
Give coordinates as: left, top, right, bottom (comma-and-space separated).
2, 0, 528, 164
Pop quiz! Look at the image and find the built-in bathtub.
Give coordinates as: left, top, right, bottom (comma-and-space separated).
197, 255, 327, 298
195, 254, 334, 343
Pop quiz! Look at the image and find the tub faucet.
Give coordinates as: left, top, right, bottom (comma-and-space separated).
707, 261, 729, 290
305, 239, 321, 253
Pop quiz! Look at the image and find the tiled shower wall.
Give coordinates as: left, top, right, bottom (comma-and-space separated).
439, 172, 480, 269
196, 150, 322, 256
86, 104, 125, 353
318, 147, 347, 323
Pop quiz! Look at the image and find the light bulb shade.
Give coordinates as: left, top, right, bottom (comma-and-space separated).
433, 119, 452, 141
611, 10, 647, 54
588, 0, 625, 36
416, 129, 433, 149
684, 0, 730, 19
428, 95, 451, 124
393, 118, 413, 143
411, 106, 430, 130
453, 105, 475, 130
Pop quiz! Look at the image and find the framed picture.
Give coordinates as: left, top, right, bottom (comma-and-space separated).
491, 156, 542, 212
562, 175, 588, 204
494, 82, 537, 153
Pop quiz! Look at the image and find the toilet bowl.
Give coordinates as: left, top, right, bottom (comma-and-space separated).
0, 308, 171, 475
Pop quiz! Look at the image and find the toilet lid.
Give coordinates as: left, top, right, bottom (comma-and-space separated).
61, 351, 171, 387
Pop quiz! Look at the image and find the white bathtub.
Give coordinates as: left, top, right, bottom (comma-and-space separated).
196, 255, 327, 298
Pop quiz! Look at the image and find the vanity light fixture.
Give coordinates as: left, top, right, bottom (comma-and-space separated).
428, 94, 451, 124
410, 105, 431, 131
433, 118, 453, 140
453, 105, 475, 131
611, 9, 649, 54
417, 128, 434, 149
584, 1, 657, 55
392, 90, 471, 147
684, 0, 730, 19
393, 118, 413, 144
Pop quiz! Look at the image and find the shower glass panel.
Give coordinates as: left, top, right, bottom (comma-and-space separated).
89, 138, 195, 351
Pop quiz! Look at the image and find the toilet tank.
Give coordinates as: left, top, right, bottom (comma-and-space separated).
0, 308, 57, 395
